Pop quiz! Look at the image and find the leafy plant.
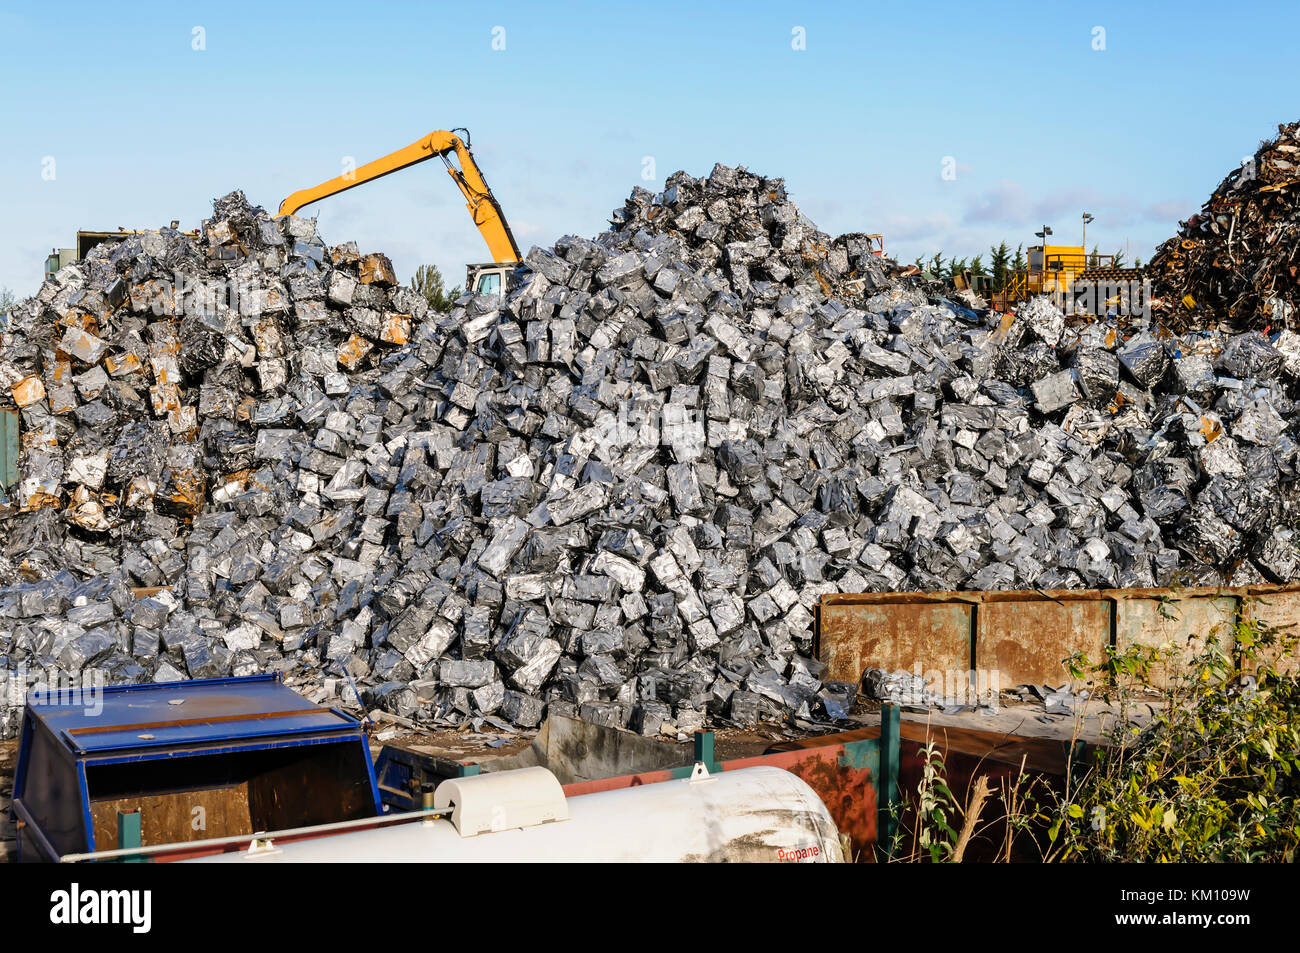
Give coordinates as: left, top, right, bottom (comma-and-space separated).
410, 264, 462, 313
888, 601, 1299, 863
914, 739, 959, 861
1041, 610, 1300, 862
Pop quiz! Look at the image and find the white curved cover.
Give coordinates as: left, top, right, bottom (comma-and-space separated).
186, 766, 843, 862
433, 766, 569, 836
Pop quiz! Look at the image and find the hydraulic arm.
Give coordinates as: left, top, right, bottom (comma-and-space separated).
277, 128, 521, 264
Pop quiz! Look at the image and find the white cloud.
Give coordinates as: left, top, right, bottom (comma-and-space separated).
878, 212, 956, 242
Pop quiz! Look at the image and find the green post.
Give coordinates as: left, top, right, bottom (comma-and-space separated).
876, 703, 901, 861
1, 409, 18, 490
692, 730, 716, 770
117, 809, 143, 863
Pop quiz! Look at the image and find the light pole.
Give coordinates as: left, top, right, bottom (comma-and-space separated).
1035, 226, 1055, 297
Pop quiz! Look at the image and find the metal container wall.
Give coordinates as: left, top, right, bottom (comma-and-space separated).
818, 584, 1300, 687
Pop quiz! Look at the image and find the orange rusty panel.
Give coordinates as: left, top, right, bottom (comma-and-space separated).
358, 253, 396, 286
337, 334, 373, 370
978, 598, 1110, 686
819, 600, 971, 683
1243, 591, 1300, 676
380, 312, 412, 346
1116, 595, 1237, 689
819, 584, 1300, 690
10, 376, 46, 407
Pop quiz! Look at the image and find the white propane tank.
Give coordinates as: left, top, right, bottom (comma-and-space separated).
186, 765, 843, 863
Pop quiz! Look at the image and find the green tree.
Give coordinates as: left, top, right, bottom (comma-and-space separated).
929, 251, 944, 279
1088, 244, 1101, 268
989, 241, 1011, 292
969, 254, 986, 276
946, 256, 967, 280
1112, 249, 1127, 270
1134, 255, 1144, 270
410, 264, 462, 313
0, 286, 19, 327
1012, 243, 1025, 272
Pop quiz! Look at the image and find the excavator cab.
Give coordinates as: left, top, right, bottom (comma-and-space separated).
466, 262, 513, 298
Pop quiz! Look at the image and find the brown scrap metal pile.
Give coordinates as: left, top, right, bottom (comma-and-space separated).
1149, 121, 1300, 330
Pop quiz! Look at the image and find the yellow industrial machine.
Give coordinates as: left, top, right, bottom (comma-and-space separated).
279, 127, 521, 297
1004, 244, 1088, 297
1000, 243, 1126, 310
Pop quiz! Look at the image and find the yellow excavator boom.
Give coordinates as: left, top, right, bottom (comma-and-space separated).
277, 128, 521, 264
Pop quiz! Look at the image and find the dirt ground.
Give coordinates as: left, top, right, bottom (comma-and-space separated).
364, 694, 1146, 770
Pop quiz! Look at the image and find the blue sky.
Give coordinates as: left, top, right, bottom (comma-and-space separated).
2, 0, 1298, 297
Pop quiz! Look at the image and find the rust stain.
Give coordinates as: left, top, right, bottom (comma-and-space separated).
104, 352, 143, 378
263, 286, 286, 313
124, 476, 156, 509
811, 267, 833, 296
67, 485, 111, 532
337, 334, 373, 370
1200, 416, 1223, 443
10, 376, 46, 407
22, 491, 61, 511
149, 380, 181, 416
782, 751, 876, 861
380, 312, 411, 346
156, 467, 206, 518
21, 429, 58, 450
820, 584, 1300, 690
358, 253, 396, 286
820, 600, 971, 683
252, 317, 285, 359
979, 599, 1110, 685
129, 279, 175, 315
